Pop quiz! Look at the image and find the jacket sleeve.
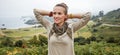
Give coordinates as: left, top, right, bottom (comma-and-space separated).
72, 12, 91, 32
33, 9, 51, 29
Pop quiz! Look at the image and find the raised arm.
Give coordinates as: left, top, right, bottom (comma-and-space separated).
33, 9, 51, 29
68, 12, 91, 32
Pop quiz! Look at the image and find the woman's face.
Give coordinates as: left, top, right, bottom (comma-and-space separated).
53, 6, 67, 25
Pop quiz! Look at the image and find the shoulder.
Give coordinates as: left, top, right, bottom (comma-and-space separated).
66, 19, 75, 28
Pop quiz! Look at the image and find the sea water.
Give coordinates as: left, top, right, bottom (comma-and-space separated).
0, 17, 33, 29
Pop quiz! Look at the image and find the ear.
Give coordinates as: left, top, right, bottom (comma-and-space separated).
64, 15, 68, 21
65, 15, 68, 18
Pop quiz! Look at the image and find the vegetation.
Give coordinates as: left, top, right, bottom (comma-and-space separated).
0, 20, 119, 55
1, 27, 46, 38
0, 8, 120, 55
92, 8, 120, 25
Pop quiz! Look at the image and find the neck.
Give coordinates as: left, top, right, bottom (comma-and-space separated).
57, 22, 65, 27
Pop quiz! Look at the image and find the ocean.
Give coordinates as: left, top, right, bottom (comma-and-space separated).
0, 17, 34, 29
0, 16, 75, 29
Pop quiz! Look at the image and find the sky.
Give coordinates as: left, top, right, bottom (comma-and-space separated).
0, 0, 120, 18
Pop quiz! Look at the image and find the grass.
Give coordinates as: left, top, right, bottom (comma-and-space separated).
0, 20, 120, 55
2, 27, 46, 37
0, 20, 98, 40
1, 20, 119, 39
0, 30, 5, 37
98, 26, 120, 37
1, 21, 94, 39
74, 21, 94, 38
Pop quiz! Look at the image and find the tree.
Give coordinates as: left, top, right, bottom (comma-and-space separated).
99, 10, 104, 17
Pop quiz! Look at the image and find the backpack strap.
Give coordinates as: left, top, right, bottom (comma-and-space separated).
48, 23, 54, 40
67, 23, 73, 39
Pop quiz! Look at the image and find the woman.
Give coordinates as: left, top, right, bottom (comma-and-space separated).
34, 3, 91, 55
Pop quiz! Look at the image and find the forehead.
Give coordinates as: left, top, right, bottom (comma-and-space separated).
53, 6, 65, 12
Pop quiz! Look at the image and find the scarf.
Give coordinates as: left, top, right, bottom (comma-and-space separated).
53, 22, 68, 36
49, 22, 72, 39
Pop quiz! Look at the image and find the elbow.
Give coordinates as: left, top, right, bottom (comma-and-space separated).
86, 12, 91, 20
87, 12, 91, 18
82, 12, 91, 22
82, 12, 91, 19
33, 8, 37, 14
33, 8, 40, 16
33, 8, 39, 19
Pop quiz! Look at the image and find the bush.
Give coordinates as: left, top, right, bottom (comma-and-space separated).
28, 34, 47, 46
79, 37, 86, 45
23, 29, 29, 31
106, 37, 115, 43
1, 36, 14, 47
74, 36, 86, 45
38, 34, 47, 46
89, 36, 96, 41
3, 30, 13, 33
86, 38, 91, 44
28, 35, 39, 45
15, 40, 23, 47
92, 28, 98, 32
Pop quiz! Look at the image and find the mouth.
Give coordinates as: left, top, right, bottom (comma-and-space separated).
54, 18, 60, 21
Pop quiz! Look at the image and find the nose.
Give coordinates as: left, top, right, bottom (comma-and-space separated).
54, 14, 59, 18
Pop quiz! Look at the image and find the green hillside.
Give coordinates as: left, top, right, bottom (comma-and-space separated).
92, 8, 120, 25
103, 8, 120, 24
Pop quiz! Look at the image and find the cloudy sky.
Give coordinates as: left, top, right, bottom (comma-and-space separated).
0, 0, 120, 18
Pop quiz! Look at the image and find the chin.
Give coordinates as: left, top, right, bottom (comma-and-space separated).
54, 22, 59, 24
54, 21, 60, 24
